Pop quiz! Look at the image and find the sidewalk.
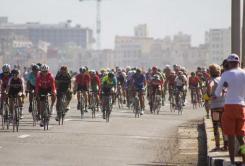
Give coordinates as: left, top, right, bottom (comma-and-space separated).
205, 117, 243, 166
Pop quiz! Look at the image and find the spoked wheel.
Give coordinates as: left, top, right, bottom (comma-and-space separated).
80, 97, 85, 119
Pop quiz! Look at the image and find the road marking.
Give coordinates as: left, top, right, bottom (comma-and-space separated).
18, 134, 30, 138
64, 119, 72, 122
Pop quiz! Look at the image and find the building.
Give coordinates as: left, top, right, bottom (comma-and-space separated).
0, 18, 94, 49
134, 24, 149, 38
205, 28, 231, 64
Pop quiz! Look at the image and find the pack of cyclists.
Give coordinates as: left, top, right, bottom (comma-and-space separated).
0, 63, 211, 129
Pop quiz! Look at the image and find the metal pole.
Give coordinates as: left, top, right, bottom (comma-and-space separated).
231, 0, 241, 58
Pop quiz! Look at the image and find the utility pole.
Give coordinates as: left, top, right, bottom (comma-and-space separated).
79, 0, 102, 50
231, 0, 241, 57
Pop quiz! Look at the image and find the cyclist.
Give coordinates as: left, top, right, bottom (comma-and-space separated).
0, 64, 12, 115
132, 68, 146, 115
35, 64, 56, 127
90, 70, 101, 109
189, 72, 200, 104
116, 68, 126, 104
101, 72, 117, 119
7, 69, 25, 119
55, 66, 72, 121
163, 65, 171, 105
174, 71, 187, 106
26, 64, 39, 113
125, 70, 135, 107
74, 67, 91, 112
148, 74, 162, 113
168, 70, 176, 101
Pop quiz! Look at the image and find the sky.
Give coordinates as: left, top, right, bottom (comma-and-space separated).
0, 0, 231, 49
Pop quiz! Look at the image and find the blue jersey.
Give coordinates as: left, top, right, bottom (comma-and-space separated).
133, 73, 145, 90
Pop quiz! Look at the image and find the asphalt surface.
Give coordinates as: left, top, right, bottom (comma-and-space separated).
0, 98, 204, 166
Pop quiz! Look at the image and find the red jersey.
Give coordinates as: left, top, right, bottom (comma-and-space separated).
168, 75, 176, 86
91, 75, 101, 90
1, 74, 11, 92
189, 76, 199, 87
75, 73, 91, 87
35, 72, 56, 94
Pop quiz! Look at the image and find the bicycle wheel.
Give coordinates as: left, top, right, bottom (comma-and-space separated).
91, 95, 96, 119
177, 96, 183, 115
12, 107, 17, 132
80, 97, 85, 119
134, 97, 140, 118
32, 99, 38, 126
43, 101, 49, 131
106, 97, 111, 122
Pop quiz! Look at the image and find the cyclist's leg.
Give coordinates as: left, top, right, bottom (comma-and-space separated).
76, 90, 81, 110
65, 90, 72, 110
139, 90, 145, 111
55, 93, 61, 120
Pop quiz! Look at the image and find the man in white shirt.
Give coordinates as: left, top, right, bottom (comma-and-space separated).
215, 53, 245, 165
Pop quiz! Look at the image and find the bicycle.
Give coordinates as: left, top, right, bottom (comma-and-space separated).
79, 90, 86, 119
90, 91, 98, 119
169, 88, 175, 112
117, 84, 124, 109
10, 94, 22, 132
57, 93, 66, 125
190, 87, 198, 109
102, 93, 113, 122
151, 91, 161, 114
29, 90, 38, 126
174, 89, 183, 115
132, 91, 140, 118
1, 92, 10, 130
40, 94, 51, 130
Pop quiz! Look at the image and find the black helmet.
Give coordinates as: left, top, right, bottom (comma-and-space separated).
11, 69, 19, 75
108, 72, 114, 78
32, 64, 39, 71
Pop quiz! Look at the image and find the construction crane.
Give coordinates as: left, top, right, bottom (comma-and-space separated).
79, 0, 102, 50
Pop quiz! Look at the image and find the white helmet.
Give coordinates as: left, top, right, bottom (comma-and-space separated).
2, 64, 11, 73
40, 64, 49, 72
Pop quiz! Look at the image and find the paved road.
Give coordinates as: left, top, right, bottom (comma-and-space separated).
0, 99, 204, 166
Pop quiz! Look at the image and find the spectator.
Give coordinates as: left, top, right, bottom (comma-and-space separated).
207, 64, 227, 151
215, 54, 245, 165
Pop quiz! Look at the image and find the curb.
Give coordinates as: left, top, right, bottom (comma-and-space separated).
204, 117, 243, 166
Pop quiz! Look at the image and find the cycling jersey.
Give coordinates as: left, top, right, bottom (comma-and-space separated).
168, 75, 176, 86
35, 72, 56, 94
102, 75, 117, 94
91, 75, 101, 92
132, 73, 145, 90
189, 76, 200, 87
75, 73, 90, 87
55, 72, 71, 93
175, 75, 187, 87
117, 73, 126, 85
27, 72, 38, 87
7, 77, 24, 96
0, 73, 11, 92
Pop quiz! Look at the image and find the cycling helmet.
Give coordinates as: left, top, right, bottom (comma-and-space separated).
60, 65, 68, 71
2, 64, 11, 73
170, 71, 176, 75
31, 64, 39, 71
40, 64, 49, 72
108, 72, 114, 78
136, 68, 141, 73
90, 70, 96, 75
79, 67, 86, 73
152, 66, 158, 71
191, 72, 195, 76
165, 65, 170, 69
11, 69, 19, 75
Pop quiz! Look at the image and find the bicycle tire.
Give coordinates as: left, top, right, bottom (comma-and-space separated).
32, 99, 38, 126
80, 97, 85, 119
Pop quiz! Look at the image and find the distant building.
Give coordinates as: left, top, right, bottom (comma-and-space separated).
0, 18, 94, 49
134, 24, 149, 38
205, 28, 231, 64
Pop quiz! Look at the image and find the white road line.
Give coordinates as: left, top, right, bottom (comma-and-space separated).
18, 134, 30, 138
64, 119, 72, 122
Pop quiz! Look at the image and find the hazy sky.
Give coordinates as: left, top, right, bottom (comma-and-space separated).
0, 0, 231, 48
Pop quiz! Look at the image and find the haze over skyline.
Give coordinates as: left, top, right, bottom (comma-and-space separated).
0, 0, 231, 49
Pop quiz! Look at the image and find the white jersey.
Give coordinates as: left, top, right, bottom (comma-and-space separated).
215, 68, 245, 105
175, 75, 187, 87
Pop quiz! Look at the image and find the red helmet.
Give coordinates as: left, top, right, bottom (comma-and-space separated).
152, 66, 158, 71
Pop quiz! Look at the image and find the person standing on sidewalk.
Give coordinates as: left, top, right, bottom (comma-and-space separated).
215, 54, 245, 165
207, 64, 227, 151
